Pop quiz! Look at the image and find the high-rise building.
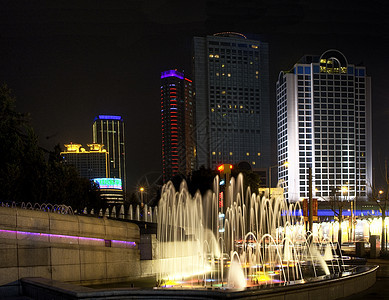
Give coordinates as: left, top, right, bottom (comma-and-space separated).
193, 32, 270, 171
160, 70, 195, 182
61, 143, 109, 179
276, 49, 372, 202
92, 115, 126, 191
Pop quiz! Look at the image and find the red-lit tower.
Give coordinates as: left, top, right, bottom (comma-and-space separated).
161, 70, 195, 182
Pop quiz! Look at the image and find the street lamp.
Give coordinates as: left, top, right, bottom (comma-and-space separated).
140, 187, 145, 207
341, 186, 348, 195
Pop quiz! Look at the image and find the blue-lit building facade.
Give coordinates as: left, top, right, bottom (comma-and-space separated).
276, 50, 372, 202
193, 32, 270, 170
160, 70, 195, 182
92, 115, 126, 192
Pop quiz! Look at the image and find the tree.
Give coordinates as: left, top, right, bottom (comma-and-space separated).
46, 144, 102, 210
231, 165, 262, 193
0, 83, 46, 203
187, 166, 218, 196
0, 84, 102, 209
328, 186, 348, 246
369, 159, 389, 254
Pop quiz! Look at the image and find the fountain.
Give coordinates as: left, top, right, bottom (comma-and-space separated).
13, 174, 378, 299
156, 174, 346, 289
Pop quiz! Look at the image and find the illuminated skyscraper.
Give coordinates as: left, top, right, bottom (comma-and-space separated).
193, 32, 270, 170
276, 50, 372, 202
92, 115, 126, 191
160, 70, 195, 182
61, 143, 109, 179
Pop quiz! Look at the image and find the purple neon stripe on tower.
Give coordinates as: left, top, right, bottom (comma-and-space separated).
161, 70, 184, 79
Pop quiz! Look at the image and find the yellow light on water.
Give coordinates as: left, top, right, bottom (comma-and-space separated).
258, 274, 271, 282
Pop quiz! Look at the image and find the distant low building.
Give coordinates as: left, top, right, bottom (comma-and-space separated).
61, 143, 109, 179
93, 178, 124, 205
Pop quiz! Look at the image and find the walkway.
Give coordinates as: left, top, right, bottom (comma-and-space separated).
342, 258, 389, 299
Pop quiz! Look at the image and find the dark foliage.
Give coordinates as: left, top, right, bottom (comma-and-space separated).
0, 83, 101, 208
187, 166, 218, 196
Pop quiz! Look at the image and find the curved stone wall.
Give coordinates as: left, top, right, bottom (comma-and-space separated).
0, 206, 140, 294
19, 265, 378, 300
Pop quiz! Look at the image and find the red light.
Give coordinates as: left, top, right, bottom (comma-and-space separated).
230, 164, 233, 169
217, 165, 224, 172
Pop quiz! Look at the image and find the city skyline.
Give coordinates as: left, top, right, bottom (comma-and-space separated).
0, 1, 388, 190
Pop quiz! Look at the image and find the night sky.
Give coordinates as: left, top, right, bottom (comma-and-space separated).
1, 1, 388, 191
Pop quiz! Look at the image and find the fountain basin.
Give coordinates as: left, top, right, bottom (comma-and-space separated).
20, 265, 377, 299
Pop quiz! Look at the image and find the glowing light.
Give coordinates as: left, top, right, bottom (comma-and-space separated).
0, 229, 136, 248
256, 274, 271, 282
95, 115, 122, 121
161, 70, 184, 79
93, 178, 122, 190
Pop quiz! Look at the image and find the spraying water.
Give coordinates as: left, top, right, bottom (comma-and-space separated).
156, 174, 344, 289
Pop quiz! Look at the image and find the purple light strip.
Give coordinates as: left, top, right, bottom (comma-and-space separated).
112, 240, 136, 247
0, 229, 136, 247
161, 70, 184, 80
96, 115, 122, 121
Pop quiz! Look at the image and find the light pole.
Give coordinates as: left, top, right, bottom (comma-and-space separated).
378, 189, 386, 252
341, 186, 348, 242
217, 164, 233, 211
308, 167, 313, 233
140, 187, 145, 207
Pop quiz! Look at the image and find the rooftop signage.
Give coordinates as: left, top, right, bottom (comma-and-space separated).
93, 178, 122, 190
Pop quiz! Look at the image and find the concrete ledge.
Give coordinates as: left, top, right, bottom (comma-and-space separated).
20, 265, 378, 300
0, 206, 141, 287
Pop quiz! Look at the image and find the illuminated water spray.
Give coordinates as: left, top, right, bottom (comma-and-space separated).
156, 174, 343, 289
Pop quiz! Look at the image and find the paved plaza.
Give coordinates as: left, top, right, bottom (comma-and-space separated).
340, 259, 389, 300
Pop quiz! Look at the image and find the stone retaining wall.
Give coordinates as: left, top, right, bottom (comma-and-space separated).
0, 206, 141, 296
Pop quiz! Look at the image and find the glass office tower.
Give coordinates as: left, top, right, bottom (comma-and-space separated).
160, 70, 195, 182
193, 32, 270, 170
93, 115, 126, 192
276, 50, 372, 202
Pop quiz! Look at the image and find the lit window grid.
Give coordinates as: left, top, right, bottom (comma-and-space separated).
276, 63, 369, 201
206, 37, 268, 168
